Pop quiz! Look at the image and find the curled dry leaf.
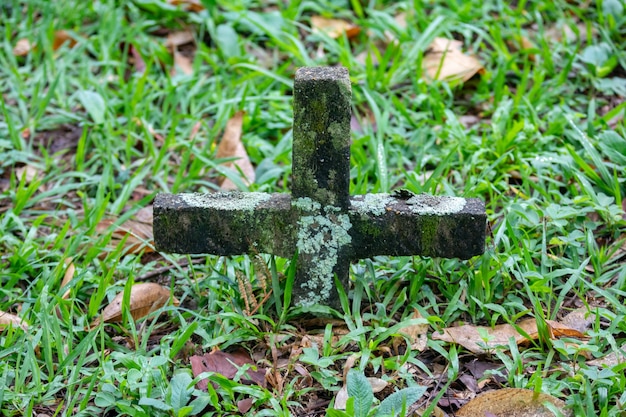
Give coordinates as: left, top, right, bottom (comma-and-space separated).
13, 39, 33, 56
166, 30, 195, 76
333, 377, 388, 410
90, 283, 179, 329
52, 30, 77, 50
216, 111, 255, 190
0, 310, 28, 331
168, 0, 204, 12
432, 317, 586, 354
422, 37, 483, 84
96, 206, 154, 256
165, 30, 195, 48
587, 343, 626, 368
398, 309, 429, 352
310, 15, 361, 39
190, 349, 267, 391
457, 388, 571, 417
60, 258, 75, 300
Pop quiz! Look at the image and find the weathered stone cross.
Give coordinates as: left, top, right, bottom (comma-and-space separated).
154, 67, 485, 308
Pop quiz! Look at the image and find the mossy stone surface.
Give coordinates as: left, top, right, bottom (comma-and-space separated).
153, 66, 487, 309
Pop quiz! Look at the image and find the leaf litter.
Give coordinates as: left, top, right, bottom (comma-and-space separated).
432, 317, 587, 354
90, 283, 179, 329
215, 110, 255, 190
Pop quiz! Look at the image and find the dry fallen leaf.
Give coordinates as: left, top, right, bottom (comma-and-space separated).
0, 310, 28, 331
587, 343, 626, 368
165, 30, 195, 76
457, 388, 571, 417
422, 37, 483, 84
172, 50, 193, 76
333, 376, 388, 410
190, 349, 267, 392
60, 258, 75, 300
90, 283, 179, 328
52, 30, 77, 51
215, 111, 255, 190
398, 309, 429, 352
13, 38, 33, 56
311, 15, 361, 39
130, 44, 146, 73
165, 30, 195, 48
432, 317, 586, 354
96, 206, 154, 256
14, 164, 40, 184
560, 306, 596, 334
168, 0, 204, 12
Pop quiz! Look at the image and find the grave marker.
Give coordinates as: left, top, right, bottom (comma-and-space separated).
154, 67, 486, 308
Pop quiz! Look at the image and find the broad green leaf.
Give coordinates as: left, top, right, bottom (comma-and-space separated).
580, 43, 618, 77
603, 0, 624, 18
94, 391, 117, 408
170, 372, 193, 413
177, 405, 194, 417
77, 90, 105, 124
138, 397, 172, 411
598, 131, 626, 165
346, 370, 373, 417
215, 24, 240, 59
375, 386, 427, 417
327, 410, 352, 417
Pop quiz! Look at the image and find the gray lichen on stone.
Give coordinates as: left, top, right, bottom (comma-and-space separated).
406, 194, 466, 215
351, 193, 393, 217
180, 192, 271, 211
292, 197, 321, 212
295, 203, 352, 306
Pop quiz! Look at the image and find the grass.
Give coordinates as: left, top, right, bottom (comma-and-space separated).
1, 0, 625, 416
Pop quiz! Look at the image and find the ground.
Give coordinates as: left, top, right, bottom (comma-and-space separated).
0, 1, 625, 416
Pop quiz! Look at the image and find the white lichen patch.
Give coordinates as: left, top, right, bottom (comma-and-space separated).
292, 197, 321, 212
406, 195, 466, 215
350, 193, 393, 217
180, 192, 271, 211
295, 204, 352, 307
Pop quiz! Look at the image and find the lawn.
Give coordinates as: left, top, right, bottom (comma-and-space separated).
1, 0, 625, 416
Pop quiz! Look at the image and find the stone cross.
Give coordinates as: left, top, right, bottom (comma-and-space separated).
154, 67, 486, 308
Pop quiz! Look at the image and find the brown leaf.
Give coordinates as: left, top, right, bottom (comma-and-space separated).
90, 283, 179, 328
422, 37, 483, 84
190, 349, 267, 391
0, 310, 28, 331
310, 16, 360, 39
60, 258, 75, 300
96, 206, 154, 256
13, 39, 33, 56
215, 111, 255, 190
130, 45, 146, 73
432, 318, 585, 354
168, 0, 204, 12
52, 30, 77, 51
398, 309, 428, 352
165, 30, 195, 76
587, 343, 626, 368
165, 30, 195, 48
14, 164, 40, 185
559, 307, 596, 334
172, 50, 193, 76
457, 388, 571, 417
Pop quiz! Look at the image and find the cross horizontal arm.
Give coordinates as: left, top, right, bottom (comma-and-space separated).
349, 194, 485, 260
154, 192, 485, 261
